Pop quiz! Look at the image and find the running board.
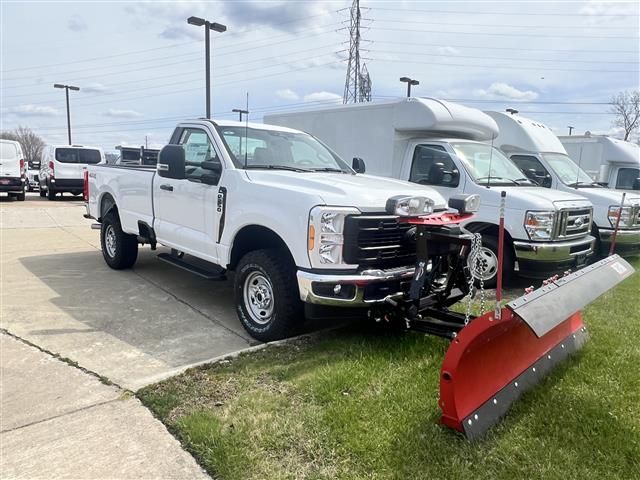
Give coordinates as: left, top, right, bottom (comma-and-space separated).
157, 253, 226, 281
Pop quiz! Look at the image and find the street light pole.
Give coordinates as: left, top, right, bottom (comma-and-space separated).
568, 126, 574, 136
53, 84, 80, 145
188, 16, 227, 119
399, 77, 419, 98
232, 108, 249, 121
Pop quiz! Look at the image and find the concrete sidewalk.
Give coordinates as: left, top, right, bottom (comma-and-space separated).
0, 334, 209, 479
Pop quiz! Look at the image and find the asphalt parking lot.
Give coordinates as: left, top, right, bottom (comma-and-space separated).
0, 193, 255, 390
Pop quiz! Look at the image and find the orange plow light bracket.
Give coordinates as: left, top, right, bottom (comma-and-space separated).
439, 309, 586, 440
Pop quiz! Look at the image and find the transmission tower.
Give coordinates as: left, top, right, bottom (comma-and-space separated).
343, 0, 371, 103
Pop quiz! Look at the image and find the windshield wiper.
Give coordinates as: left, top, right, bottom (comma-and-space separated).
476, 176, 519, 185
513, 177, 536, 185
310, 167, 346, 173
244, 164, 312, 173
567, 181, 600, 188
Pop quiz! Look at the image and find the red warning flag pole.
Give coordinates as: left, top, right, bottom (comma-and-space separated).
609, 192, 626, 256
495, 191, 506, 320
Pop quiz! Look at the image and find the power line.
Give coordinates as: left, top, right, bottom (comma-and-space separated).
373, 17, 638, 30
373, 7, 640, 17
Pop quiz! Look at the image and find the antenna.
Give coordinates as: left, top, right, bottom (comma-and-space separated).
486, 135, 495, 188
243, 92, 249, 169
574, 145, 584, 188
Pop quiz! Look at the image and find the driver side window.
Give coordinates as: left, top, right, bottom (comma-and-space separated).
511, 155, 550, 187
410, 145, 459, 187
178, 128, 220, 182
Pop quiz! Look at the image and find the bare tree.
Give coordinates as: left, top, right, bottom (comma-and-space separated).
0, 126, 46, 166
609, 90, 640, 141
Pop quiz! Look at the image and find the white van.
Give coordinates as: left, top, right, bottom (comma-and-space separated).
485, 111, 640, 257
265, 98, 596, 286
39, 145, 104, 200
559, 134, 640, 191
0, 139, 26, 201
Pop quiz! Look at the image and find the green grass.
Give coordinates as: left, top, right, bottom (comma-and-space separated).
139, 259, 640, 480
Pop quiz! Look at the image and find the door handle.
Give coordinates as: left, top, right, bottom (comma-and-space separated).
160, 184, 174, 191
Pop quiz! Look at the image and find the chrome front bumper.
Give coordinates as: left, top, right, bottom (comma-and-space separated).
297, 267, 415, 306
599, 228, 640, 245
513, 235, 595, 262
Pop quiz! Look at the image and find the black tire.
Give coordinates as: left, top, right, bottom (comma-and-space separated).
39, 184, 46, 197
234, 249, 303, 342
47, 184, 56, 200
468, 234, 514, 289
100, 211, 138, 269
16, 190, 25, 201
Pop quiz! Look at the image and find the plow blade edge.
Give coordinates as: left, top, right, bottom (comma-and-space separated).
439, 254, 634, 440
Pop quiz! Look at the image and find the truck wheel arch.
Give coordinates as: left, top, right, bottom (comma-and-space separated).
465, 222, 516, 255
99, 193, 117, 220
228, 225, 294, 271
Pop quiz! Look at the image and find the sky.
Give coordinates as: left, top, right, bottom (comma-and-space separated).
1, 0, 639, 152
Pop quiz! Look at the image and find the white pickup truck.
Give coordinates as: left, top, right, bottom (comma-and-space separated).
86, 119, 485, 341
265, 98, 596, 286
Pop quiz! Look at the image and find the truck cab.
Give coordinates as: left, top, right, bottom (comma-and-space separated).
559, 134, 640, 191
265, 98, 596, 286
486, 111, 640, 257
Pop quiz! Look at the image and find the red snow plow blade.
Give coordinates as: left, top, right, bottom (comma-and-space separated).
439, 255, 634, 440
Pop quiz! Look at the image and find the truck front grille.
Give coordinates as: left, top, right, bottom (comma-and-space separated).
631, 204, 640, 227
556, 208, 592, 239
343, 214, 416, 268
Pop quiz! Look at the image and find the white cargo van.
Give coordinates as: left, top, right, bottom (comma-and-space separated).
559, 134, 640, 191
0, 139, 26, 201
265, 98, 595, 285
39, 145, 104, 200
486, 111, 640, 257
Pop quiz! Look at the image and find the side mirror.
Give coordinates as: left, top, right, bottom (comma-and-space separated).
157, 145, 185, 180
352, 157, 366, 174
442, 169, 459, 186
633, 178, 640, 190
200, 173, 219, 186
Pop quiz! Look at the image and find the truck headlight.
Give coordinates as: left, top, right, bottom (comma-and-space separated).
385, 196, 434, 217
308, 206, 360, 267
524, 211, 556, 240
608, 205, 633, 227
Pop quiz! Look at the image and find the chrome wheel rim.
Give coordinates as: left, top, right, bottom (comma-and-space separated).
104, 225, 117, 258
469, 247, 498, 281
243, 271, 274, 325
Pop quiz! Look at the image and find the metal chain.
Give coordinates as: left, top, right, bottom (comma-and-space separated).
464, 233, 485, 325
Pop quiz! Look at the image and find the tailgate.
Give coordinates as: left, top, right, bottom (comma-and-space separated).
0, 143, 20, 178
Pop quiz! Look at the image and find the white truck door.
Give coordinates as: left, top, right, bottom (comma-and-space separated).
154, 127, 221, 263
401, 143, 463, 201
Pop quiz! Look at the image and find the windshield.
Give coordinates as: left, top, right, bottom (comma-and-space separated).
217, 126, 351, 172
55, 148, 102, 164
451, 142, 532, 185
544, 153, 597, 187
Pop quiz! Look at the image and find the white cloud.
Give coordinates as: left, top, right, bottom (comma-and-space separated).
104, 109, 143, 119
579, 1, 638, 24
437, 46, 461, 56
276, 89, 299, 101
303, 91, 342, 103
4, 105, 61, 117
474, 82, 539, 101
68, 15, 87, 32
159, 25, 203, 41
82, 83, 110, 94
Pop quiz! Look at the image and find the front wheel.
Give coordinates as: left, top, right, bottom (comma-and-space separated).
234, 249, 303, 342
100, 211, 138, 269
467, 234, 514, 289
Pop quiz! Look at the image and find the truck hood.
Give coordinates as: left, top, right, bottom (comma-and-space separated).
475, 186, 592, 211
245, 170, 448, 210
568, 187, 640, 207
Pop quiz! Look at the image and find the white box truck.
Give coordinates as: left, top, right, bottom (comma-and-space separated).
485, 111, 640, 257
265, 98, 596, 286
559, 134, 640, 191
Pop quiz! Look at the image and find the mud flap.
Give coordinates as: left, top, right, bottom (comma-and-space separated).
439, 254, 634, 440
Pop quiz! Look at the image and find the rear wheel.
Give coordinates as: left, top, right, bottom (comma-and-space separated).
39, 183, 46, 197
16, 189, 25, 201
47, 184, 56, 200
100, 211, 138, 269
468, 234, 513, 289
235, 249, 303, 341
